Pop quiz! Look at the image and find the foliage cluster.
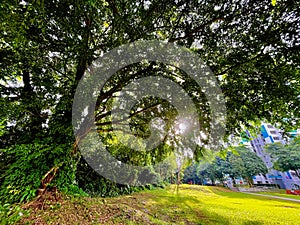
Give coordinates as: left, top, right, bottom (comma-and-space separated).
0, 140, 77, 203
183, 146, 268, 185
265, 137, 300, 177
0, 0, 299, 204
0, 203, 28, 225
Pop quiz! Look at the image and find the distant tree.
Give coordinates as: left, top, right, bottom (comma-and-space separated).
184, 146, 268, 186
155, 154, 178, 183
183, 155, 226, 185
265, 138, 300, 178
183, 163, 203, 184
234, 147, 268, 186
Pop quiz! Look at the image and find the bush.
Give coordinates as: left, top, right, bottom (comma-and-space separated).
76, 159, 139, 197
0, 140, 166, 204
0, 140, 78, 204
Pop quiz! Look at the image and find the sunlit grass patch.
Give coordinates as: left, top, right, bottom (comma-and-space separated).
145, 185, 300, 225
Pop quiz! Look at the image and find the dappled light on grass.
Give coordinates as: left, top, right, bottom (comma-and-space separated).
142, 185, 300, 225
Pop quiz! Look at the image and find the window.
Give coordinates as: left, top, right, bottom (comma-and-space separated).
290, 172, 298, 177
273, 136, 280, 140
267, 125, 274, 129
270, 130, 277, 134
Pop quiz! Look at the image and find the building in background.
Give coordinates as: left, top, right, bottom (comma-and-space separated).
287, 129, 300, 141
246, 123, 300, 189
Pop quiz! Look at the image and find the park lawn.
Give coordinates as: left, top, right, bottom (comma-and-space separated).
142, 185, 300, 225
17, 184, 300, 225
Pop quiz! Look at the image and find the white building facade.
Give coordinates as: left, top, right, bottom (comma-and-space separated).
247, 123, 300, 190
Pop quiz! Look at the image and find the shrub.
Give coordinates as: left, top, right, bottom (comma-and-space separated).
0, 139, 78, 204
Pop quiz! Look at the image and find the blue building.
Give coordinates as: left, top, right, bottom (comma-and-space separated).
247, 123, 300, 189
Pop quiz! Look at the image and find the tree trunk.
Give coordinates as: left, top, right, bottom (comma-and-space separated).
247, 177, 253, 187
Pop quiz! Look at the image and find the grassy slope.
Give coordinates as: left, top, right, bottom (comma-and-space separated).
18, 185, 300, 225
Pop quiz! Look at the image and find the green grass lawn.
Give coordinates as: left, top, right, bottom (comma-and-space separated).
16, 185, 300, 225
141, 185, 300, 225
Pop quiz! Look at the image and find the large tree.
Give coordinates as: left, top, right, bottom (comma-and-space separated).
0, 0, 299, 202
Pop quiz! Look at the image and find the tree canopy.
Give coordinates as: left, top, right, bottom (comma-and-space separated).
265, 137, 300, 177
183, 146, 268, 185
0, 0, 299, 203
